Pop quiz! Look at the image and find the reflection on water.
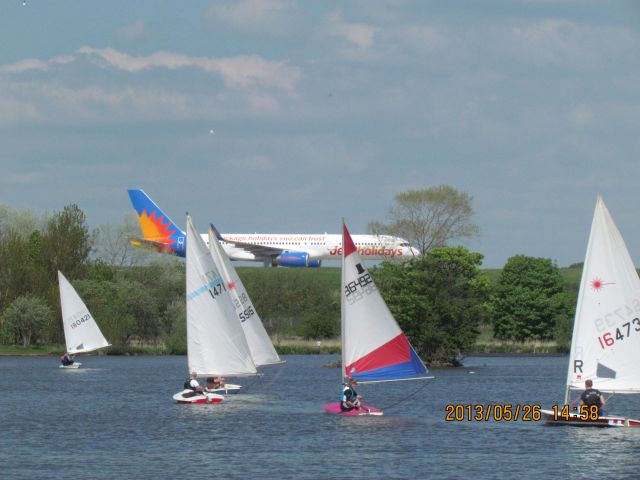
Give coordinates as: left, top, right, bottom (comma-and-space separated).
2, 355, 640, 479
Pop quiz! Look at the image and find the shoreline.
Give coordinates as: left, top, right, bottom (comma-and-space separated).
0, 342, 568, 357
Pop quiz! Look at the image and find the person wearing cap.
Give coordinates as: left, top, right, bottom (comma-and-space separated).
340, 378, 362, 412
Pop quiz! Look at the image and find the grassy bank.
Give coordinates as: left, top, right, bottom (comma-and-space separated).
272, 338, 341, 355
470, 340, 566, 355
0, 337, 566, 357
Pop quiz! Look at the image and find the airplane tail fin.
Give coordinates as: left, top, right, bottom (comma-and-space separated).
209, 223, 224, 241
127, 189, 185, 256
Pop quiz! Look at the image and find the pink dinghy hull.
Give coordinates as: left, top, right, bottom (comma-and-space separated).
323, 402, 383, 416
541, 409, 640, 427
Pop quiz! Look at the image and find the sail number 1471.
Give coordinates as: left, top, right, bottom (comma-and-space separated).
597, 318, 640, 349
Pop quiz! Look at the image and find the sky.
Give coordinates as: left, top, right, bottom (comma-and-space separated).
1, 0, 640, 268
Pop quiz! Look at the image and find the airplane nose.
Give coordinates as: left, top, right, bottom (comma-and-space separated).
411, 247, 421, 257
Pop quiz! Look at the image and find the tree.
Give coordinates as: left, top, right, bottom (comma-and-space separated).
1, 295, 52, 346
369, 185, 479, 255
372, 246, 491, 366
299, 311, 339, 339
92, 214, 155, 266
491, 255, 574, 342
41, 204, 92, 280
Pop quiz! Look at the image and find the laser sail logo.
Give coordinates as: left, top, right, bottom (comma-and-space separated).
590, 277, 615, 292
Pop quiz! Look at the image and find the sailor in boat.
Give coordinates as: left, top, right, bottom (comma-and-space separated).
341, 378, 363, 412
60, 352, 74, 366
183, 371, 204, 396
580, 379, 606, 416
205, 376, 226, 392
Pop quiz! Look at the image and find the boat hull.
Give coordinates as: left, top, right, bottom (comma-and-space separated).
206, 383, 242, 395
59, 363, 81, 369
173, 389, 224, 404
323, 402, 383, 416
541, 409, 640, 427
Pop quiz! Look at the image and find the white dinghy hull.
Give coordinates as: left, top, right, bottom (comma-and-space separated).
173, 389, 224, 404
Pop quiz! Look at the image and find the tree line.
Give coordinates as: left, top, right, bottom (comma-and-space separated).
0, 202, 578, 366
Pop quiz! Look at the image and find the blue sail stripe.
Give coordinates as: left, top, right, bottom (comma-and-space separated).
187, 277, 223, 301
351, 347, 428, 382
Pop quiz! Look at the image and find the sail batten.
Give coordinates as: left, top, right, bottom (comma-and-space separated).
341, 221, 428, 383
59, 271, 110, 355
565, 196, 640, 398
186, 215, 257, 377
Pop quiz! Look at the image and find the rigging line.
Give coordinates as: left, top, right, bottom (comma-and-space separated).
259, 362, 286, 391
377, 378, 432, 411
242, 362, 285, 393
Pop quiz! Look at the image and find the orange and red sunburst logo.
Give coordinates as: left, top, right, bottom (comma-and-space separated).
136, 210, 176, 243
590, 277, 615, 291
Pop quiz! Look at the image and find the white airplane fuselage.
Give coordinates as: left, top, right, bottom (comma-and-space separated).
202, 233, 420, 262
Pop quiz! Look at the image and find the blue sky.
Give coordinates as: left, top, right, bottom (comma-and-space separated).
1, 0, 640, 267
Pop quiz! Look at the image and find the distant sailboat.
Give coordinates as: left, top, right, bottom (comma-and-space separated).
542, 197, 640, 427
208, 224, 282, 368
58, 271, 110, 369
323, 221, 431, 416
173, 215, 258, 404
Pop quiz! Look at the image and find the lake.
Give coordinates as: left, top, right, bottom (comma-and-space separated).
2, 355, 640, 479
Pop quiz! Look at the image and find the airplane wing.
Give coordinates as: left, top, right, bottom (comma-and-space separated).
210, 224, 284, 259
129, 237, 180, 255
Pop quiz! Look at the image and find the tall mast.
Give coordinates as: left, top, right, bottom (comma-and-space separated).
341, 219, 346, 385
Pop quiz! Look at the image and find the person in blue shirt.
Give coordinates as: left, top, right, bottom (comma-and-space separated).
341, 378, 362, 412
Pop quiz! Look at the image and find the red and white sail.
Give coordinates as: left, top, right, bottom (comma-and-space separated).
341, 221, 428, 382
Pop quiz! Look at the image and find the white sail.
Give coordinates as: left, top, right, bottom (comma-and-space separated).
58, 271, 110, 354
186, 215, 257, 377
207, 226, 282, 366
566, 196, 640, 396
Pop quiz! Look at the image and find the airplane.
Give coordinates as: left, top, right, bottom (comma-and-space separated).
127, 189, 420, 267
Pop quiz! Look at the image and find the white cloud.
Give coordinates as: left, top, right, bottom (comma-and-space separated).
77, 47, 300, 91
327, 10, 379, 51
115, 20, 148, 42
509, 19, 637, 67
0, 55, 74, 74
205, 0, 296, 36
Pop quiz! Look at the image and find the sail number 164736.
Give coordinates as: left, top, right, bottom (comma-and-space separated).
597, 318, 640, 349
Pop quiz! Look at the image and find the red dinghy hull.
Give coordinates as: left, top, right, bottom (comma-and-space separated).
323, 402, 383, 416
541, 409, 640, 427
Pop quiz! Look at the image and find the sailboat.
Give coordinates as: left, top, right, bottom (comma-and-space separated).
205, 225, 283, 394
323, 221, 431, 416
541, 197, 640, 427
58, 271, 110, 369
173, 215, 258, 404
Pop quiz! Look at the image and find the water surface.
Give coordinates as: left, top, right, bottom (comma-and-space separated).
2, 355, 640, 479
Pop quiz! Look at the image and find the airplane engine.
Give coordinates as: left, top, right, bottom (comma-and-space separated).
274, 252, 322, 268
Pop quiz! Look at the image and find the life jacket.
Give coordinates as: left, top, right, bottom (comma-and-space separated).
184, 378, 195, 391
341, 386, 356, 403
582, 388, 603, 406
